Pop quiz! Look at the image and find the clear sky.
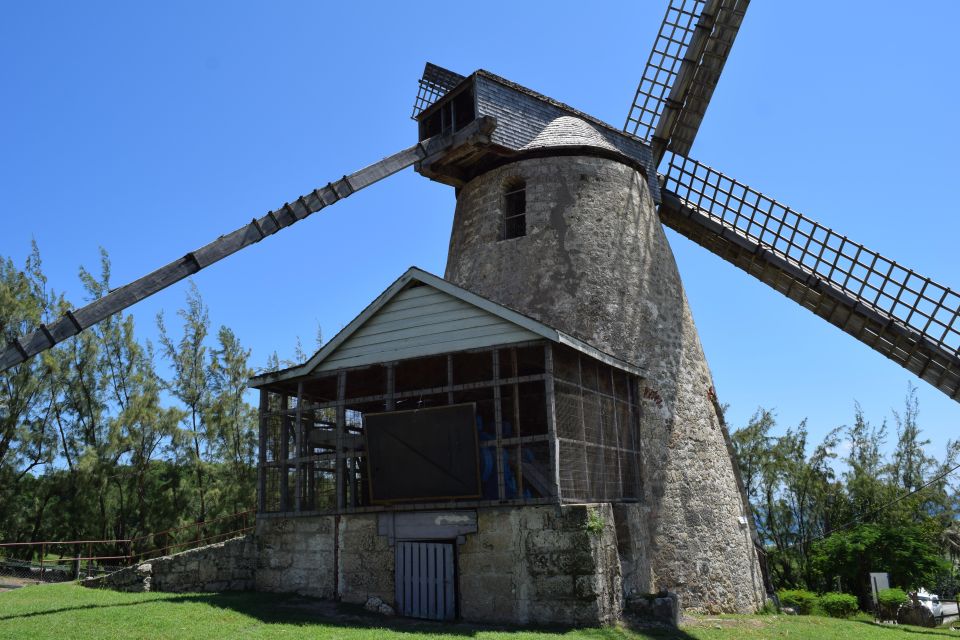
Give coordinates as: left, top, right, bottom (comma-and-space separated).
1, 1, 957, 458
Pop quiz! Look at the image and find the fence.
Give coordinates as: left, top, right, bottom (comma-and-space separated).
0, 509, 254, 585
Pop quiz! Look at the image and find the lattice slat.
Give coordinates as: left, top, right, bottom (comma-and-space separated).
411, 63, 466, 120
625, 0, 708, 142
625, 0, 749, 163
661, 154, 960, 401
667, 0, 749, 157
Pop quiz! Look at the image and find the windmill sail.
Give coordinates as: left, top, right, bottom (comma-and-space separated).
0, 118, 495, 374
625, 0, 749, 163
411, 63, 466, 119
660, 153, 960, 402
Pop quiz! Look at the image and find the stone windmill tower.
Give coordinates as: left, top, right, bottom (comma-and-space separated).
442, 115, 759, 609
412, 68, 764, 611
7, 0, 960, 624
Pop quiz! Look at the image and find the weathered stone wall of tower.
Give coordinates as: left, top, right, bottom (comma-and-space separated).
444, 155, 765, 613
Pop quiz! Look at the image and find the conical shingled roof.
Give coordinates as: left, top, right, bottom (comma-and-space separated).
521, 115, 620, 153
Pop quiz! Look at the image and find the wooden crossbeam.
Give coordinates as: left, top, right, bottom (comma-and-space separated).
0, 117, 497, 374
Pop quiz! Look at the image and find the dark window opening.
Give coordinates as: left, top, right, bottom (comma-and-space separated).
419, 85, 476, 140
452, 89, 475, 131
502, 179, 526, 240
395, 355, 448, 393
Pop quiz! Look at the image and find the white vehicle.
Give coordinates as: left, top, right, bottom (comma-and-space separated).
917, 589, 943, 621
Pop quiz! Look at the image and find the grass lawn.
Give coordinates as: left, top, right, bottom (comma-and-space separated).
0, 583, 957, 640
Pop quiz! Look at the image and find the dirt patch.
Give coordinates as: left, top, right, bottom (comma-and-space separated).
684, 616, 770, 629
0, 576, 43, 592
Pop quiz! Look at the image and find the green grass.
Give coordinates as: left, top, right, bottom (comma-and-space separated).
0, 583, 957, 640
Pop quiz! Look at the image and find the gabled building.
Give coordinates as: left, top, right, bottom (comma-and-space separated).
248, 267, 650, 624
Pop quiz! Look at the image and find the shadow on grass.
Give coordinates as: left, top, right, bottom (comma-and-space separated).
0, 589, 697, 639
852, 619, 958, 638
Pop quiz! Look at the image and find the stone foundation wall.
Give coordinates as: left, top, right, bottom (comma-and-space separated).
337, 513, 394, 605
612, 503, 654, 599
84, 502, 707, 626
459, 504, 621, 626
254, 515, 335, 599
83, 535, 255, 593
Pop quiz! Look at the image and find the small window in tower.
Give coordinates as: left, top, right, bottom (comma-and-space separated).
502, 179, 526, 240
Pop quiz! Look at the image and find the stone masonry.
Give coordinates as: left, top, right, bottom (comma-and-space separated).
256, 505, 624, 625
444, 147, 766, 613
459, 504, 621, 626
85, 504, 631, 626
255, 515, 335, 599
336, 514, 394, 606
83, 535, 255, 593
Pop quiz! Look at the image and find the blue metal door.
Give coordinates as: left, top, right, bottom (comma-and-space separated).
395, 541, 456, 620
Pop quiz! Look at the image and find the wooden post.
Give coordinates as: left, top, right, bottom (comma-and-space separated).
446, 355, 454, 405
628, 376, 642, 497
386, 364, 395, 410
512, 349, 521, 495
492, 350, 504, 500
295, 382, 304, 513
335, 371, 347, 511
280, 394, 290, 511
609, 367, 623, 498
576, 353, 590, 499
544, 344, 561, 501
39, 543, 44, 581
257, 389, 267, 513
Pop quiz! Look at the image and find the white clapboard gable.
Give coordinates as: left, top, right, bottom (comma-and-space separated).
315, 282, 540, 371
250, 267, 642, 387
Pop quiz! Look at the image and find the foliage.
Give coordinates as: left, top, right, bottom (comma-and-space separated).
811, 523, 949, 604
584, 510, 606, 536
818, 592, 858, 618
876, 587, 909, 621
777, 589, 818, 614
0, 245, 260, 550
932, 567, 960, 599
732, 391, 959, 603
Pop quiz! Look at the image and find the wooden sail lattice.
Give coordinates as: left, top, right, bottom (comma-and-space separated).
625, 0, 708, 142
624, 0, 748, 164
660, 154, 960, 401
411, 63, 465, 119
663, 0, 749, 158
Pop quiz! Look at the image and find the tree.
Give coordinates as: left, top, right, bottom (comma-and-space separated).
812, 522, 950, 604
158, 282, 212, 523
0, 243, 59, 539
207, 326, 257, 515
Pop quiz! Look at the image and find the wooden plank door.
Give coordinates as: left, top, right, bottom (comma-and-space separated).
395, 541, 456, 621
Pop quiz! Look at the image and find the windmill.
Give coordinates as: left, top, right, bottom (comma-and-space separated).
3, 1, 957, 401
3, 0, 959, 620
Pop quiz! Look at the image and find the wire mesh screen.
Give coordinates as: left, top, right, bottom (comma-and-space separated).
553, 346, 642, 502
663, 154, 960, 361
411, 63, 466, 119
263, 466, 282, 513
0, 544, 127, 584
258, 343, 559, 513
624, 0, 706, 141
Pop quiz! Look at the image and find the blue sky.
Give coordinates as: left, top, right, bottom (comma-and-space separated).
2, 1, 958, 459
